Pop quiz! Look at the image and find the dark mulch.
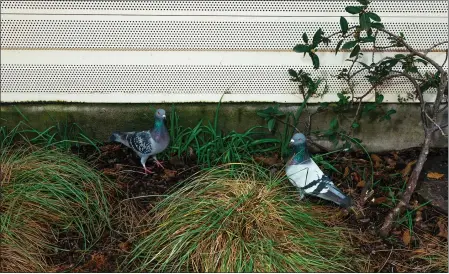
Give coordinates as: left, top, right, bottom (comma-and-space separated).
50, 143, 447, 272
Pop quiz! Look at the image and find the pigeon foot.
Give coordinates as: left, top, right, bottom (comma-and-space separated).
154, 159, 165, 169
143, 166, 154, 174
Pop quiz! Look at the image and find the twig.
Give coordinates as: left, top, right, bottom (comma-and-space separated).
442, 49, 448, 67
423, 40, 448, 56
426, 112, 448, 136
377, 247, 394, 273
380, 29, 446, 75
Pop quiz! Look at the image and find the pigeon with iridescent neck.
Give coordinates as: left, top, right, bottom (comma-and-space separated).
109, 109, 170, 174
285, 133, 352, 208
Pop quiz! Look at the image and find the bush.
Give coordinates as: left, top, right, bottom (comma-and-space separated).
0, 145, 114, 272
127, 163, 361, 272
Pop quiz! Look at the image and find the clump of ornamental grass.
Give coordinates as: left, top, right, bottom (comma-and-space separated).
127, 163, 362, 272
0, 145, 114, 272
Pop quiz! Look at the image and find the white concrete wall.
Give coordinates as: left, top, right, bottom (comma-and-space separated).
1, 0, 447, 103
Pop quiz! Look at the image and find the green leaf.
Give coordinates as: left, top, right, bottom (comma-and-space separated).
340, 17, 349, 34
395, 54, 406, 59
415, 58, 428, 66
267, 119, 275, 131
366, 12, 381, 22
335, 39, 344, 55
320, 160, 340, 173
330, 117, 339, 130
371, 22, 384, 29
342, 40, 358, 49
375, 93, 384, 104
367, 28, 373, 37
351, 122, 360, 128
312, 28, 323, 46
408, 66, 419, 73
302, 32, 309, 44
288, 69, 298, 78
386, 109, 397, 115
293, 44, 310, 53
346, 6, 363, 14
381, 59, 399, 68
356, 0, 370, 5
359, 13, 371, 30
350, 44, 361, 57
309, 52, 320, 69
363, 102, 377, 113
361, 36, 375, 43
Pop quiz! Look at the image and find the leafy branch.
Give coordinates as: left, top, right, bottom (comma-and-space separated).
290, 0, 448, 236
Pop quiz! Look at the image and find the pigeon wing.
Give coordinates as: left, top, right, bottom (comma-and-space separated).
287, 159, 351, 208
126, 131, 154, 155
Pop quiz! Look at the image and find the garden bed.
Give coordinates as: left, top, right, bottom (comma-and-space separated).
47, 142, 448, 272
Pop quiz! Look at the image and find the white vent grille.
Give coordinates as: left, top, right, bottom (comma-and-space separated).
1, 0, 447, 103
1, 17, 447, 51
1, 63, 443, 96
1, 1, 447, 14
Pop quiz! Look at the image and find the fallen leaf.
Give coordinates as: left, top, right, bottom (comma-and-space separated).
351, 172, 361, 182
343, 166, 350, 177
356, 180, 366, 188
373, 196, 388, 204
437, 218, 448, 239
118, 241, 131, 252
401, 160, 417, 178
102, 168, 118, 176
384, 157, 396, 169
253, 154, 280, 166
371, 154, 382, 169
426, 172, 445, 180
84, 252, 106, 271
162, 169, 177, 180
402, 230, 411, 246
412, 248, 426, 255
392, 151, 399, 160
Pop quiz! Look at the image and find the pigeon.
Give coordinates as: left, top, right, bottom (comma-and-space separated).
285, 133, 352, 208
109, 109, 170, 174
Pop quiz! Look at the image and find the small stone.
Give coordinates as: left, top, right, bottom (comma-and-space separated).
417, 180, 448, 214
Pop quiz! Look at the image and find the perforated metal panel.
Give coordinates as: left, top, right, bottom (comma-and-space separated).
1, 17, 447, 51
1, 1, 447, 14
1, 0, 447, 103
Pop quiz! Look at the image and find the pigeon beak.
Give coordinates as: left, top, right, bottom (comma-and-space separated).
288, 140, 294, 147
162, 114, 166, 119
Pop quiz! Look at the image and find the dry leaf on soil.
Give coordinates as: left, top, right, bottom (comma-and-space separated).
402, 230, 411, 246
371, 154, 382, 169
162, 169, 177, 180
118, 241, 131, 252
384, 157, 397, 169
412, 248, 426, 255
373, 196, 388, 204
426, 172, 445, 180
343, 166, 350, 177
356, 180, 366, 188
401, 160, 417, 178
253, 154, 280, 166
351, 172, 361, 182
437, 218, 448, 239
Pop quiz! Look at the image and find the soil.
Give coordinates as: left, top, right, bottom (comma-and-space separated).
49, 143, 447, 272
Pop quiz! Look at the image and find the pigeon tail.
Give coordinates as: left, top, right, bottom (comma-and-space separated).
316, 185, 352, 208
109, 131, 130, 147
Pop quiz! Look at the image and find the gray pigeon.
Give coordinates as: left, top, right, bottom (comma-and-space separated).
110, 109, 170, 174
285, 133, 352, 208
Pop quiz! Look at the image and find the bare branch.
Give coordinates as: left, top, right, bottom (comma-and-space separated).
442, 49, 448, 67
426, 112, 447, 136
423, 40, 448, 56
380, 29, 447, 75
